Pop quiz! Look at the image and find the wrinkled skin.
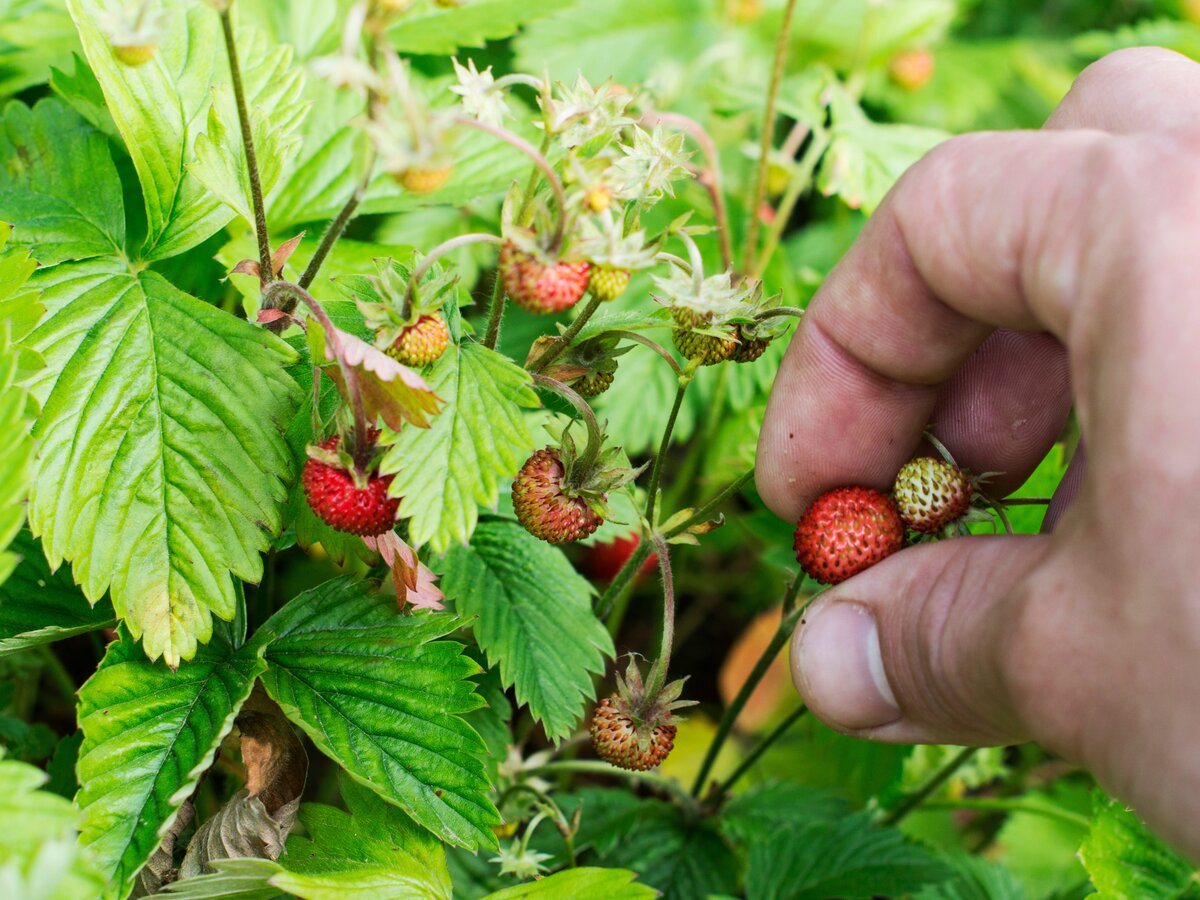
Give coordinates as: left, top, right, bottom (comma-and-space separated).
757, 48, 1200, 859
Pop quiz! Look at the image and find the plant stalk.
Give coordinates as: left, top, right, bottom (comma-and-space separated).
299, 157, 375, 290
743, 0, 799, 275
598, 538, 654, 624
711, 705, 808, 800
645, 364, 696, 529
220, 5, 273, 284
531, 373, 603, 473
645, 533, 675, 698
664, 467, 755, 538
691, 575, 807, 797
529, 292, 605, 374
752, 129, 831, 280
879, 746, 978, 827
402, 233, 504, 318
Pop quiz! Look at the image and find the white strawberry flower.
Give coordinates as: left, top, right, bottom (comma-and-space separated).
449, 58, 509, 126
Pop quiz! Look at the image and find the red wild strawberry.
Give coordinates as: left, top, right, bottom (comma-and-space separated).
302, 432, 399, 537
590, 659, 694, 772
385, 314, 450, 367
500, 242, 591, 314
512, 448, 602, 544
893, 457, 973, 534
793, 487, 904, 585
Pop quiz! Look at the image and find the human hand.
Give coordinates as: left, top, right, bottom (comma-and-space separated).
757, 47, 1200, 858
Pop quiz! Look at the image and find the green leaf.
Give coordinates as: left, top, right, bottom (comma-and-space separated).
237, 0, 352, 62
256, 577, 500, 852
76, 628, 266, 900
719, 782, 851, 845
381, 344, 539, 553
818, 86, 948, 214
389, 0, 574, 54
24, 258, 300, 666
0, 754, 106, 900
0, 532, 116, 656
67, 0, 306, 260
271, 775, 453, 900
604, 799, 738, 900
0, 98, 124, 264
1080, 792, 1200, 899
744, 813, 950, 900
0, 0, 80, 97
436, 518, 612, 743
481, 868, 655, 900
915, 854, 1026, 900
164, 858, 283, 900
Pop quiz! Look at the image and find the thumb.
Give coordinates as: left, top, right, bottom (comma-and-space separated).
791, 534, 1057, 746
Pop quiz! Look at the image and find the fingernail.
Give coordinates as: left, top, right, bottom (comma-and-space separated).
792, 600, 900, 731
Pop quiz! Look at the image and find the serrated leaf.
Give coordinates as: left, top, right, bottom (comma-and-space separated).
436, 518, 612, 742
76, 628, 266, 900
718, 782, 851, 845
0, 755, 106, 900
24, 258, 300, 666
0, 532, 115, 656
270, 775, 453, 900
382, 344, 539, 553
817, 85, 948, 215
49, 53, 119, 139
67, 0, 306, 260
389, 0, 574, 54
481, 867, 655, 900
744, 812, 950, 900
0, 98, 124, 264
915, 854, 1025, 900
604, 798, 738, 900
1080, 792, 1200, 899
256, 577, 500, 852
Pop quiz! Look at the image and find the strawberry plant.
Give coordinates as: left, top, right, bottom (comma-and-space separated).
0, 0, 1197, 898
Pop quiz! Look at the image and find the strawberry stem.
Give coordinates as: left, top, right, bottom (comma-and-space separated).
709, 705, 809, 801
645, 532, 675, 700
219, 3, 273, 286
751, 128, 830, 280
602, 331, 684, 376
527, 293, 605, 374
402, 233, 504, 319
299, 152, 376, 290
641, 111, 733, 273
743, 0, 799, 275
878, 746, 978, 827
691, 574, 808, 798
754, 306, 805, 321
663, 467, 756, 539
531, 374, 604, 475
645, 360, 698, 530
452, 116, 569, 253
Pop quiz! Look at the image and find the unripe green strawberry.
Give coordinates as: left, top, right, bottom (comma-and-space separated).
732, 326, 769, 364
384, 314, 449, 367
671, 308, 737, 365
575, 368, 615, 398
893, 457, 972, 534
395, 165, 453, 194
589, 265, 631, 301
302, 433, 399, 537
113, 43, 157, 66
500, 242, 591, 315
793, 487, 904, 585
512, 448, 602, 543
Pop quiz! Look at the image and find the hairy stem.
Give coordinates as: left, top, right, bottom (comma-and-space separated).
598, 538, 654, 625
918, 797, 1091, 830
645, 533, 675, 698
643, 111, 733, 272
752, 130, 831, 280
645, 373, 692, 530
483, 272, 506, 350
711, 705, 809, 800
879, 746, 978, 827
692, 575, 807, 797
528, 292, 605, 374
453, 116, 569, 252
403, 233, 504, 318
754, 306, 806, 321
743, 0, 799, 274
532, 373, 603, 473
299, 158, 375, 290
220, 5, 273, 283
664, 467, 756, 538
603, 330, 684, 376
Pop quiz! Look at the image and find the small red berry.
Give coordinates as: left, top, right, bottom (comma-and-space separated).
793, 487, 904, 585
590, 697, 676, 771
500, 242, 591, 315
302, 434, 399, 537
512, 448, 602, 544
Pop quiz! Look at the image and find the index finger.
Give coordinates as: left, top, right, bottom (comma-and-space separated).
756, 128, 1100, 521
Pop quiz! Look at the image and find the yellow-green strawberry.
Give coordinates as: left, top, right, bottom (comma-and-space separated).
500, 242, 591, 315
396, 165, 453, 194
589, 265, 632, 301
893, 457, 973, 533
671, 308, 737, 365
384, 314, 450, 367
